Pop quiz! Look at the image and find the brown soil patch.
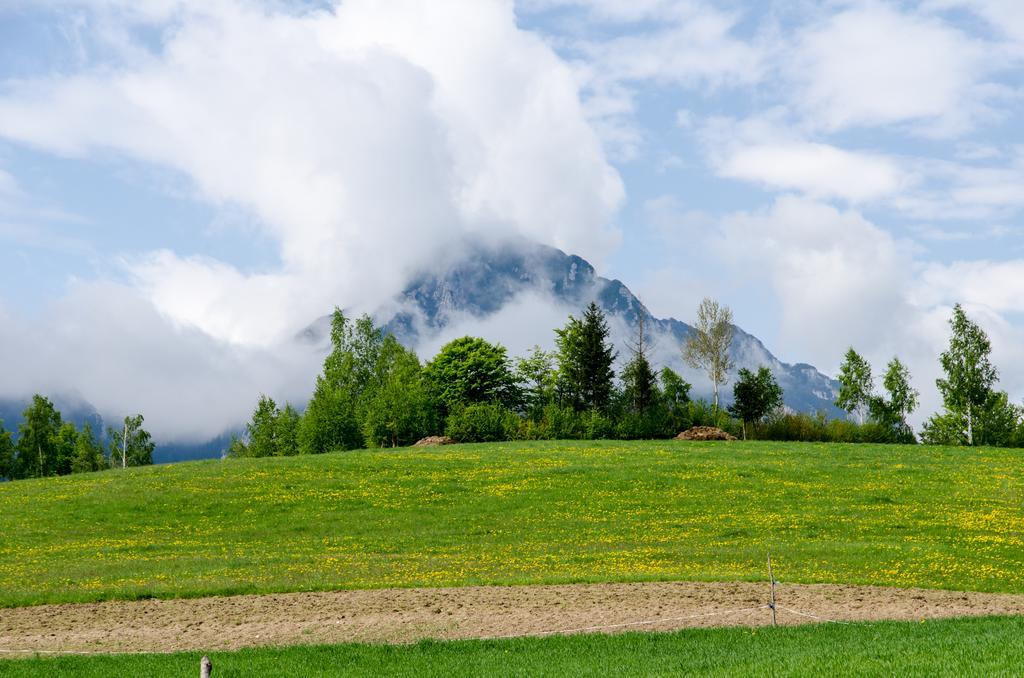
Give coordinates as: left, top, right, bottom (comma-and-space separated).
2, 581, 1023, 656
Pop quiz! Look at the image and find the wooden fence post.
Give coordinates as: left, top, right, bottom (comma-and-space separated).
201, 655, 212, 678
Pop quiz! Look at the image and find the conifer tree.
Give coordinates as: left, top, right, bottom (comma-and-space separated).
620, 315, 657, 413
556, 302, 616, 412
71, 422, 106, 473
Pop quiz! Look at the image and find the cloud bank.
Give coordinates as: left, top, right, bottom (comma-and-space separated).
0, 0, 623, 438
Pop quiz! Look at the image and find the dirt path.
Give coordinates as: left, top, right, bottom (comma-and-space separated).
3, 582, 1024, 655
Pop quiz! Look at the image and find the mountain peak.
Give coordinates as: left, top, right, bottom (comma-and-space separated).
383, 241, 841, 416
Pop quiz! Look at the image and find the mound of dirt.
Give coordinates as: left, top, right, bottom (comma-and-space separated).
674, 426, 737, 441
413, 436, 456, 447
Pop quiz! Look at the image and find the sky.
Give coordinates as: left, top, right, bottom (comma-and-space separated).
1, 0, 1023, 440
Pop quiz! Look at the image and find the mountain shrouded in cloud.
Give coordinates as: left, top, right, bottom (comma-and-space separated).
2, 0, 1024, 441
0, 0, 622, 347
0, 0, 623, 439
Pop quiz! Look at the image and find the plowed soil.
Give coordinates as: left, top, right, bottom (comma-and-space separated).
3, 581, 1024, 655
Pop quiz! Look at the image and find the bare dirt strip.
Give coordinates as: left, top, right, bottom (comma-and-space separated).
3, 581, 1024, 656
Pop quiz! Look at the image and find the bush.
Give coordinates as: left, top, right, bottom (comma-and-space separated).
615, 408, 672, 440
581, 409, 615, 440
753, 412, 915, 444
445, 403, 519, 443
516, 404, 584, 441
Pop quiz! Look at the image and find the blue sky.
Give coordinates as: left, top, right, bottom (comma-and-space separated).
1, 0, 1023, 438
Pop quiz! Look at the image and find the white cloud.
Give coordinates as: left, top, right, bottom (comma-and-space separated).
713, 196, 918, 367
0, 280, 321, 441
787, 2, 995, 135
697, 112, 909, 203
718, 141, 906, 203
521, 1, 764, 159
0, 0, 624, 438
915, 259, 1024, 314
0, 0, 623, 350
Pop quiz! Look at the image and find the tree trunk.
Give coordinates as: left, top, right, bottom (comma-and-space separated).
713, 382, 719, 411
742, 421, 747, 440
967, 401, 974, 446
122, 420, 128, 469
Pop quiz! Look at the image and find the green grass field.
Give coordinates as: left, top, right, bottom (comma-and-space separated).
5, 616, 1024, 677
0, 440, 1022, 608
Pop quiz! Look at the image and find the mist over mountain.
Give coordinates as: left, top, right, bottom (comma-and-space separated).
309, 240, 842, 416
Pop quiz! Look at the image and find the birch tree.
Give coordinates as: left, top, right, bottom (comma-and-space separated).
835, 348, 873, 424
932, 304, 997, 446
682, 298, 734, 410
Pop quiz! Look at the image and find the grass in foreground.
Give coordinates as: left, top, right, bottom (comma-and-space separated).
5, 616, 1024, 677
0, 440, 1022, 607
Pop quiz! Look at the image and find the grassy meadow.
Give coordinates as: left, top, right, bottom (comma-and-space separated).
5, 615, 1024, 677
0, 440, 1022, 607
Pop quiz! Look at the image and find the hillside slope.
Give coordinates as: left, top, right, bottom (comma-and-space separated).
0, 440, 1020, 607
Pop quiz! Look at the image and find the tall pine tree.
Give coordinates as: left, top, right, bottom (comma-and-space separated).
71, 422, 106, 473
556, 302, 617, 412
620, 315, 657, 413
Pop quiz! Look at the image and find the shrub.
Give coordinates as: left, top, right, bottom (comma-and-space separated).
582, 409, 616, 440
615, 409, 672, 440
445, 403, 519, 443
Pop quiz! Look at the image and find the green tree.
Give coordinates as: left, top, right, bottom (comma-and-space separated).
227, 436, 249, 458
71, 422, 106, 473
620, 315, 658, 413
246, 395, 280, 458
0, 421, 14, 479
976, 392, 1022, 447
107, 414, 155, 468
868, 357, 919, 440
728, 367, 783, 440
275, 403, 301, 456
16, 395, 63, 478
298, 309, 372, 454
835, 348, 874, 425
930, 304, 998, 446
424, 336, 520, 414
53, 421, 78, 476
659, 367, 691, 409
515, 346, 558, 417
682, 298, 734, 410
363, 337, 435, 447
555, 302, 616, 412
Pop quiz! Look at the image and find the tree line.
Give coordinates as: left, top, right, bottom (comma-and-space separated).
234, 298, 1024, 454
228, 299, 833, 456
5, 297, 1015, 479
836, 304, 1024, 447
0, 395, 155, 480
